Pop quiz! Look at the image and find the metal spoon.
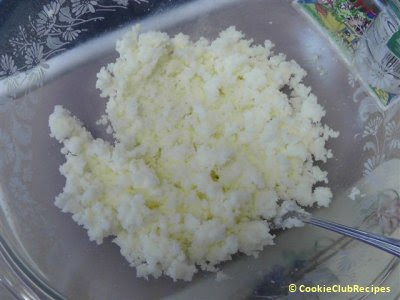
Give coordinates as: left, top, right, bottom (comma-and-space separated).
277, 209, 400, 257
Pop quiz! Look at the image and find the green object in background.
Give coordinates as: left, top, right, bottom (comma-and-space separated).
387, 30, 400, 59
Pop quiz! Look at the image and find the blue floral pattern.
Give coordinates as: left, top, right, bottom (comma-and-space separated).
0, 0, 148, 97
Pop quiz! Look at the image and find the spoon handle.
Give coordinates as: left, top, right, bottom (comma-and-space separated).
306, 217, 400, 257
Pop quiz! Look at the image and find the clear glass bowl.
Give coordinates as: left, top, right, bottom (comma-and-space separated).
0, 0, 399, 299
